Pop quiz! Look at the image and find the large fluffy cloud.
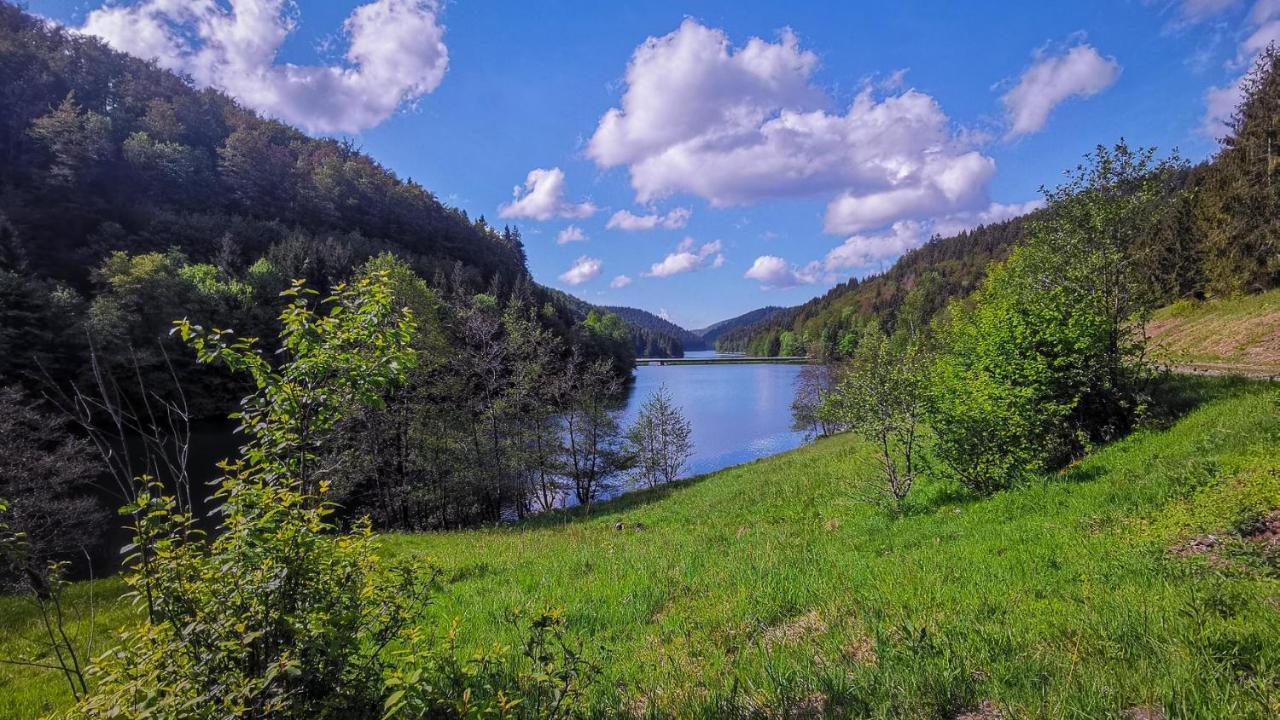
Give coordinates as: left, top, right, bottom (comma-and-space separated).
822, 150, 995, 234
558, 255, 602, 286
606, 207, 692, 231
1001, 45, 1120, 138
498, 167, 597, 221
645, 238, 724, 277
588, 19, 996, 234
80, 0, 448, 134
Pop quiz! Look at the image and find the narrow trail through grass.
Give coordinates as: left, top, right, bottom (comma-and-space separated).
4, 377, 1279, 718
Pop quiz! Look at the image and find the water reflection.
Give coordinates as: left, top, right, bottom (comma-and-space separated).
617, 352, 806, 480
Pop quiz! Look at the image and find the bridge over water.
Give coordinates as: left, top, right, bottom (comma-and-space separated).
635, 355, 812, 366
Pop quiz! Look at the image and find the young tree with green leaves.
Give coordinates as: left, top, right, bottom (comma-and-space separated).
71, 272, 432, 718
821, 326, 927, 511
626, 384, 694, 488
561, 356, 627, 509
27, 92, 112, 189
929, 142, 1180, 493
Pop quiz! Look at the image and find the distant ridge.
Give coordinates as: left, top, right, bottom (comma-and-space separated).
694, 306, 790, 346
602, 306, 706, 354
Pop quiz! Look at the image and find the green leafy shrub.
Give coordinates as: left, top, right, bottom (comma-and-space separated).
928, 143, 1176, 494
69, 273, 432, 719
927, 260, 1073, 493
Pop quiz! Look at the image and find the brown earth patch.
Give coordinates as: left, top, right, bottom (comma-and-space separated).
762, 610, 827, 649
841, 634, 878, 666
1124, 706, 1166, 720
773, 692, 827, 719
1168, 509, 1280, 569
954, 700, 1005, 720
1242, 509, 1280, 557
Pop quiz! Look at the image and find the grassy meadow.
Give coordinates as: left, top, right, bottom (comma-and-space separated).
4, 376, 1280, 718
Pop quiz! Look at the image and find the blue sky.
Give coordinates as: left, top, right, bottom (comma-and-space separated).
30, 0, 1275, 328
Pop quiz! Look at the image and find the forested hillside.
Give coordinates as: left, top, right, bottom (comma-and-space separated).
0, 4, 634, 402
716, 216, 1031, 356
0, 2, 641, 540
602, 305, 705, 356
725, 47, 1280, 358
694, 306, 789, 347
0, 6, 527, 286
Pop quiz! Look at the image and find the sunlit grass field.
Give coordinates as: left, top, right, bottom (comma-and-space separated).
4, 377, 1280, 718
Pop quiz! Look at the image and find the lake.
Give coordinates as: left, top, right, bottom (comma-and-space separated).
617, 351, 808, 479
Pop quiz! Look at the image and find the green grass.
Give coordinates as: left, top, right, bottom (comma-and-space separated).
1149, 289, 1280, 372
0, 577, 130, 720
4, 377, 1280, 718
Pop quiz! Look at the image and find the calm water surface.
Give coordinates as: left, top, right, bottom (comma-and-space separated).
618, 352, 807, 478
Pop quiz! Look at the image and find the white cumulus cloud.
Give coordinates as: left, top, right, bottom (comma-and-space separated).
499, 167, 597, 221
743, 255, 820, 289
587, 19, 996, 235
80, 0, 449, 135
605, 207, 692, 230
609, 274, 633, 288
645, 238, 724, 278
558, 255, 602, 286
823, 150, 995, 234
556, 225, 587, 244
1001, 44, 1120, 139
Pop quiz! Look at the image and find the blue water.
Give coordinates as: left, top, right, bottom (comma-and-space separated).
618, 356, 806, 478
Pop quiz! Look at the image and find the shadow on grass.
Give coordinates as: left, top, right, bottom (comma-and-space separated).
1145, 373, 1265, 429
515, 475, 707, 530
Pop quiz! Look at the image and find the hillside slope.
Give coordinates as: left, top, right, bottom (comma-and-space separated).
8, 378, 1276, 718
693, 306, 789, 346
602, 305, 705, 355
0, 3, 645, 398
0, 4, 525, 288
717, 213, 1035, 356
1149, 289, 1280, 376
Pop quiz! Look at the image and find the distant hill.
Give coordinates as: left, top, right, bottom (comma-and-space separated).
602, 306, 706, 357
693, 306, 790, 346
534, 291, 692, 359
